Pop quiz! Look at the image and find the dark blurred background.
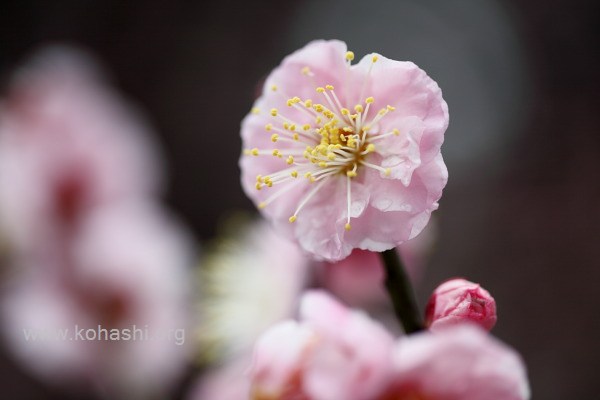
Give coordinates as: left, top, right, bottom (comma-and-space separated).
0, 0, 598, 399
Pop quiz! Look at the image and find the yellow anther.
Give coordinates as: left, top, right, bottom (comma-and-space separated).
304, 172, 312, 179
255, 182, 262, 190
385, 168, 391, 176
286, 155, 294, 165
324, 110, 334, 119
378, 109, 387, 116
327, 152, 336, 160
289, 124, 296, 131
291, 170, 298, 178
342, 126, 353, 133
362, 126, 371, 132
316, 87, 325, 93
326, 85, 334, 90
387, 105, 396, 111
258, 202, 266, 209
256, 175, 263, 183
243, 149, 251, 155
251, 107, 260, 114
372, 55, 379, 63
304, 99, 313, 108
315, 117, 322, 124
366, 143, 376, 153
271, 134, 279, 142
289, 216, 297, 223
272, 149, 280, 156
345, 51, 355, 61
286, 99, 294, 107
251, 148, 259, 156
351, 114, 358, 120
302, 124, 311, 131
271, 85, 278, 91
341, 108, 350, 115
265, 123, 273, 131
292, 96, 301, 103
270, 108, 278, 116
301, 66, 311, 75
293, 133, 299, 141
266, 180, 273, 187
318, 161, 328, 168
393, 128, 400, 136
313, 104, 324, 112
354, 104, 364, 113
346, 170, 357, 178
339, 134, 347, 142
309, 176, 316, 183
365, 97, 374, 104
345, 223, 352, 231
283, 122, 289, 130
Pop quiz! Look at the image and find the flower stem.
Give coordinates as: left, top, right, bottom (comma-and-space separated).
379, 249, 424, 334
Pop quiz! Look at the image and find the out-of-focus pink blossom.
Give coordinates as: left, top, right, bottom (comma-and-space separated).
240, 40, 448, 261
0, 48, 192, 399
250, 290, 395, 400
0, 47, 162, 255
250, 293, 529, 400
385, 325, 530, 400
317, 219, 437, 308
2, 203, 193, 398
425, 278, 497, 332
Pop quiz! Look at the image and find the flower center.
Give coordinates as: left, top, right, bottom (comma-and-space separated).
244, 53, 401, 231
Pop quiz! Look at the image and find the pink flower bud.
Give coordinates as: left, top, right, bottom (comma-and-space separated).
425, 278, 497, 332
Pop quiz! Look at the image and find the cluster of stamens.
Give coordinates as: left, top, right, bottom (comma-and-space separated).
244, 52, 401, 231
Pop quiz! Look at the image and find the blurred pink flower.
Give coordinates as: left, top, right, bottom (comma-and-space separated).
250, 292, 529, 400
2, 202, 193, 398
425, 278, 497, 332
385, 325, 530, 400
0, 47, 162, 255
317, 218, 437, 308
250, 290, 395, 400
240, 40, 448, 261
0, 47, 192, 399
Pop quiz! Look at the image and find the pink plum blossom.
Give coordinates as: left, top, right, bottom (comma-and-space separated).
385, 325, 530, 400
317, 218, 437, 308
250, 293, 529, 400
250, 290, 395, 400
0, 47, 162, 256
2, 202, 193, 398
425, 278, 497, 332
240, 40, 448, 261
0, 47, 192, 399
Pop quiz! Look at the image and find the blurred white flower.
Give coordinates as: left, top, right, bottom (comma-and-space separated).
197, 218, 308, 364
